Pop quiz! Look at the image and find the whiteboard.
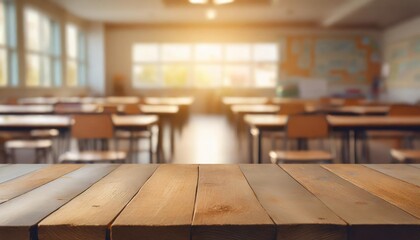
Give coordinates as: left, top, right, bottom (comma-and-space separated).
298, 78, 328, 99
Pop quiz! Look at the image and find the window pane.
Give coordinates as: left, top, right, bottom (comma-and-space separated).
224, 65, 251, 87
0, 49, 7, 86
26, 54, 41, 86
0, 2, 5, 45
254, 63, 277, 87
133, 44, 159, 62
42, 56, 51, 86
194, 65, 222, 87
66, 24, 78, 59
53, 58, 61, 86
25, 8, 40, 51
162, 44, 191, 61
41, 17, 51, 53
163, 64, 188, 87
195, 44, 222, 61
66, 60, 78, 87
133, 64, 159, 86
253, 44, 278, 62
226, 44, 251, 62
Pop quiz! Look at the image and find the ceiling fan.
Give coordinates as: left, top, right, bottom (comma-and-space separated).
189, 0, 235, 5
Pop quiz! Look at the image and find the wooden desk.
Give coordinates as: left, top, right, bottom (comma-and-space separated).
54, 104, 100, 114
18, 97, 59, 105
308, 106, 390, 116
106, 97, 140, 105
140, 105, 179, 158
111, 115, 161, 163
0, 115, 71, 131
0, 105, 54, 115
222, 97, 270, 106
143, 97, 194, 106
0, 164, 418, 240
231, 104, 280, 114
245, 115, 420, 164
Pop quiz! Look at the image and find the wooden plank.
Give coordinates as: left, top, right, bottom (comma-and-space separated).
112, 165, 198, 240
282, 165, 420, 240
0, 164, 118, 240
412, 164, 420, 169
0, 165, 82, 204
324, 164, 420, 218
192, 165, 275, 240
0, 164, 47, 184
38, 164, 157, 240
365, 164, 420, 186
240, 164, 347, 240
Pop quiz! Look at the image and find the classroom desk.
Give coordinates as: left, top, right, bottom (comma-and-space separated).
0, 164, 419, 240
222, 97, 270, 106
54, 104, 101, 114
106, 97, 140, 105
18, 97, 59, 105
140, 105, 179, 158
0, 105, 54, 115
245, 114, 420, 164
111, 115, 161, 163
308, 105, 390, 116
143, 97, 194, 106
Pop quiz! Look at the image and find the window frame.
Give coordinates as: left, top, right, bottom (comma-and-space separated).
0, 0, 17, 87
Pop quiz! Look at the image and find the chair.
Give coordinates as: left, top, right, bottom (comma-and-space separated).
390, 149, 420, 163
269, 114, 334, 164
59, 114, 126, 163
268, 102, 307, 147
5, 140, 53, 163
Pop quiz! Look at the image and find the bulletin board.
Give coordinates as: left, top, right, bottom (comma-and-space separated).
385, 35, 420, 87
279, 36, 381, 84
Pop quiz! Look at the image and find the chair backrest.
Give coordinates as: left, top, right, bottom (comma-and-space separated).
101, 105, 119, 114
343, 98, 363, 106
279, 102, 306, 115
122, 104, 141, 115
286, 114, 329, 139
388, 104, 420, 116
71, 114, 114, 139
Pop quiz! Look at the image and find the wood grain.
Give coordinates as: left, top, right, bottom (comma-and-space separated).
0, 164, 118, 240
192, 165, 275, 240
38, 164, 157, 240
412, 164, 420, 169
112, 165, 198, 240
282, 164, 420, 240
365, 164, 420, 186
0, 165, 82, 204
0, 164, 47, 184
240, 164, 346, 240
323, 164, 420, 218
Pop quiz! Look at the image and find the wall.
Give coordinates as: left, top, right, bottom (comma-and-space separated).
382, 16, 420, 103
105, 24, 381, 111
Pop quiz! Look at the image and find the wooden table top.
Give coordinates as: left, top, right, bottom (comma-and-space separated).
0, 115, 71, 129
231, 105, 280, 114
245, 114, 420, 130
111, 115, 159, 127
106, 97, 140, 105
139, 105, 180, 115
143, 97, 194, 106
307, 106, 390, 115
0, 164, 418, 240
0, 105, 54, 114
18, 97, 59, 105
222, 97, 270, 105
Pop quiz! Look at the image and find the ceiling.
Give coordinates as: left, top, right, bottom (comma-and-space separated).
48, 0, 420, 28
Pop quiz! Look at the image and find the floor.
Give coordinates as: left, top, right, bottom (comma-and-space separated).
8, 114, 416, 164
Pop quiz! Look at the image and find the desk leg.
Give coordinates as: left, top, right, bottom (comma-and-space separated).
258, 130, 262, 164
352, 130, 358, 164
341, 131, 350, 164
170, 118, 175, 157
156, 121, 164, 163
248, 127, 254, 164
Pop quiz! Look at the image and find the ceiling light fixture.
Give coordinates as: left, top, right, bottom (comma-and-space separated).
189, 0, 234, 5
206, 9, 217, 20
189, 0, 208, 4
214, 0, 234, 5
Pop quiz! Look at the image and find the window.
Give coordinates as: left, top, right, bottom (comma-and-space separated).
66, 24, 86, 87
0, 0, 17, 87
24, 7, 60, 87
132, 43, 279, 88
